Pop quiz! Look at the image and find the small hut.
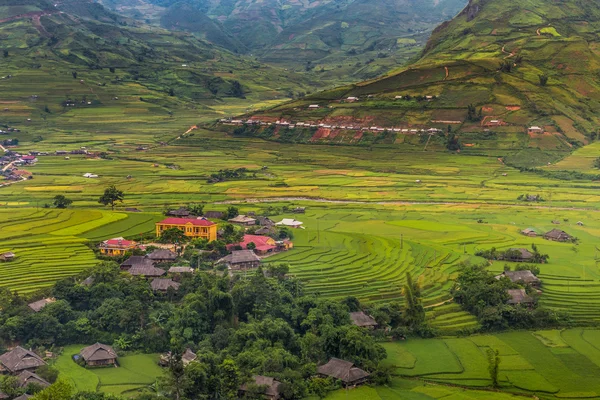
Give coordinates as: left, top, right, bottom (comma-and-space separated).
80, 343, 118, 367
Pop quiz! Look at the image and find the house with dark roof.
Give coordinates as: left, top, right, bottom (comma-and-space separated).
17, 370, 50, 388
501, 248, 534, 262
317, 358, 369, 387
239, 376, 282, 400
0, 252, 15, 262
521, 228, 538, 237
204, 211, 224, 219
166, 207, 190, 217
218, 250, 261, 271
544, 229, 573, 242
80, 343, 118, 367
495, 270, 541, 288
506, 289, 535, 306
160, 348, 197, 367
147, 249, 178, 263
0, 347, 46, 374
28, 298, 55, 313
256, 216, 276, 227
151, 278, 180, 293
168, 266, 194, 274
120, 255, 155, 271
129, 264, 166, 278
349, 311, 378, 328
228, 215, 257, 226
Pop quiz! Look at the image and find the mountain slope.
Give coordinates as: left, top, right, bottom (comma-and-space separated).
100, 0, 467, 81
243, 0, 600, 157
0, 0, 319, 113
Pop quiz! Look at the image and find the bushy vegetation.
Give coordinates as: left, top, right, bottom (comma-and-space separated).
452, 264, 569, 331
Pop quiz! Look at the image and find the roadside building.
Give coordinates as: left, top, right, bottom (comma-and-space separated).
228, 234, 277, 255
156, 217, 217, 241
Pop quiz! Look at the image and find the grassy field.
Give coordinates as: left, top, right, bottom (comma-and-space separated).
54, 345, 163, 397
382, 328, 600, 399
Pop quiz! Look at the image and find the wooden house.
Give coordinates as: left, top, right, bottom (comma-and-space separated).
80, 343, 117, 367
506, 289, 534, 306
0, 252, 15, 262
239, 376, 282, 400
218, 250, 261, 271
147, 249, 178, 263
28, 298, 56, 313
0, 347, 46, 374
349, 311, 378, 328
495, 270, 541, 288
17, 370, 50, 388
228, 215, 257, 226
150, 278, 180, 293
317, 358, 369, 387
544, 229, 573, 242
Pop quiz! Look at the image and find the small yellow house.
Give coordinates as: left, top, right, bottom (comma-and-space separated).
99, 238, 138, 256
156, 217, 217, 241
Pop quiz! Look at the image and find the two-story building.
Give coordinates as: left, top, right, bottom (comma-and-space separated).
156, 217, 217, 241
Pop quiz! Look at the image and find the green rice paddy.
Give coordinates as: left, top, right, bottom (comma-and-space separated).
54, 345, 163, 397
382, 329, 600, 399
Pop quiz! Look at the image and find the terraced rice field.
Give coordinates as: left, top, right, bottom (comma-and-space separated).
383, 329, 600, 399
0, 208, 159, 293
267, 203, 600, 329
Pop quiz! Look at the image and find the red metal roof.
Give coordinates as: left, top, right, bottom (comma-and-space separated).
104, 238, 136, 248
158, 217, 215, 226
228, 234, 276, 251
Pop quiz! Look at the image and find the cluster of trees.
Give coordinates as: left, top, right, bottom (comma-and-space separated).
466, 104, 482, 122
0, 262, 429, 399
207, 168, 254, 183
475, 245, 549, 264
451, 263, 569, 331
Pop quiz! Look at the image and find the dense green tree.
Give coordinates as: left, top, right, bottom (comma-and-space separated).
487, 348, 501, 388
159, 227, 190, 244
53, 195, 73, 209
98, 185, 124, 210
